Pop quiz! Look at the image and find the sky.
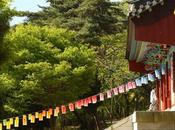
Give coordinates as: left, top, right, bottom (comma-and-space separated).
10, 0, 49, 25
10, 0, 119, 25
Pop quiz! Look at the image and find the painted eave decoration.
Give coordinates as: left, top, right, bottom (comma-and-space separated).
126, 0, 175, 73
129, 0, 164, 18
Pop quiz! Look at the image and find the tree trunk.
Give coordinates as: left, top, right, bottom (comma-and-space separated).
92, 111, 103, 130
73, 111, 87, 129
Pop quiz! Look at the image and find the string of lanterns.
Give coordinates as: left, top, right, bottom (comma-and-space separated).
0, 64, 166, 130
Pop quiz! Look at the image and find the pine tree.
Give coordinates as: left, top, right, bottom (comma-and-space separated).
28, 0, 127, 44
0, 0, 11, 65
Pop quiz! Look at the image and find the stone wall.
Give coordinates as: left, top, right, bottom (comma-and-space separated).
132, 111, 175, 130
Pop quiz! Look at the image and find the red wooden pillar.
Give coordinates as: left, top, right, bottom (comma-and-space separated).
159, 79, 163, 111
167, 68, 172, 108
164, 68, 168, 109
157, 80, 162, 111
172, 53, 175, 108
156, 80, 160, 110
173, 53, 175, 92
161, 75, 166, 110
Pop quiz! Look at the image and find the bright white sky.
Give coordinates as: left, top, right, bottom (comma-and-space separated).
10, 0, 120, 25
10, 0, 49, 25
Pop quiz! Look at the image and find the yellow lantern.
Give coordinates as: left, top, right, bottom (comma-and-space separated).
14, 117, 19, 128
31, 115, 35, 123
22, 115, 27, 126
0, 123, 2, 130
39, 113, 43, 121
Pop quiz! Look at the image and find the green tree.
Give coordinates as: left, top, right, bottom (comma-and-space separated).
0, 0, 11, 65
28, 0, 127, 44
96, 32, 151, 125
0, 0, 17, 119
3, 24, 97, 118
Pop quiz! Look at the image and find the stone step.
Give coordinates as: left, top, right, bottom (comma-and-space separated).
105, 116, 133, 130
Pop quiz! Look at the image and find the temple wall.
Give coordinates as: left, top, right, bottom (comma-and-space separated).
132, 111, 175, 130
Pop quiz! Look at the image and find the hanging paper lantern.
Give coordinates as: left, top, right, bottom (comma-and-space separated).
79, 100, 83, 109
31, 115, 35, 123
99, 93, 104, 101
35, 112, 39, 119
9, 118, 13, 125
22, 115, 27, 126
155, 69, 161, 79
0, 123, 2, 130
14, 117, 19, 128
56, 107, 60, 114
6, 121, 11, 130
143, 77, 148, 84
83, 98, 89, 107
119, 85, 125, 93
141, 76, 148, 84
141, 76, 145, 84
135, 78, 142, 87
87, 97, 92, 104
125, 84, 129, 92
75, 101, 82, 109
107, 90, 112, 98
61, 105, 67, 114
69, 103, 75, 112
49, 108, 53, 115
131, 81, 136, 89
54, 109, 58, 117
28, 114, 32, 120
3, 119, 6, 126
148, 73, 155, 82
39, 113, 43, 121
128, 82, 134, 90
42, 110, 46, 117
91, 96, 97, 104
113, 87, 119, 95
161, 64, 166, 75
46, 111, 51, 119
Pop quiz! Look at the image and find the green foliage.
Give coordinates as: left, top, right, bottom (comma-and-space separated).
28, 0, 128, 44
0, 0, 11, 65
3, 24, 96, 114
0, 73, 15, 99
0, 1, 151, 129
97, 31, 136, 89
96, 31, 151, 123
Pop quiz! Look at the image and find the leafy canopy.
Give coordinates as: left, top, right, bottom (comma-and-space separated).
3, 24, 97, 114
28, 0, 127, 44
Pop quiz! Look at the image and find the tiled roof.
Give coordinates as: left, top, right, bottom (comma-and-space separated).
129, 0, 164, 18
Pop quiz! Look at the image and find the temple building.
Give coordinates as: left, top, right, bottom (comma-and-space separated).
127, 0, 175, 111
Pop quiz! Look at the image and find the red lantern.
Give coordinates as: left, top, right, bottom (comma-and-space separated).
83, 98, 89, 107
128, 82, 133, 90
91, 96, 97, 104
87, 97, 92, 104
132, 82, 136, 89
75, 101, 82, 109
61, 105, 67, 114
